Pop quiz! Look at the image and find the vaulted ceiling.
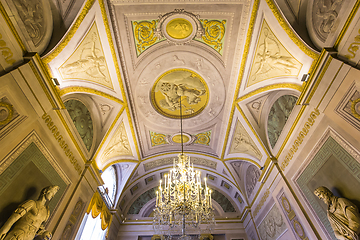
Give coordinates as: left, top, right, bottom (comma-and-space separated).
44, 0, 320, 221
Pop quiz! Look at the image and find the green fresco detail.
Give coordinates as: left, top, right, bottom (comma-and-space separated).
128, 187, 157, 214
196, 19, 226, 55
267, 95, 297, 148
211, 189, 236, 212
64, 100, 93, 151
132, 20, 165, 56
127, 187, 236, 214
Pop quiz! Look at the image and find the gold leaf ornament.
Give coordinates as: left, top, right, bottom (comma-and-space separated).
201, 20, 226, 53
133, 20, 158, 55
150, 131, 168, 146
194, 131, 211, 145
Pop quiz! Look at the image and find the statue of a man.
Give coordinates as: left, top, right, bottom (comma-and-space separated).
0, 185, 60, 240
314, 186, 360, 240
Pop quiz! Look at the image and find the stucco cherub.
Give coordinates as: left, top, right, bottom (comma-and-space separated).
314, 186, 360, 240
0, 185, 60, 240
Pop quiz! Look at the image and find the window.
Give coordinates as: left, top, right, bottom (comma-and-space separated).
102, 166, 117, 205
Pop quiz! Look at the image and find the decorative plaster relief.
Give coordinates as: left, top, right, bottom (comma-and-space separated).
58, 22, 113, 89
151, 68, 209, 119
277, 191, 309, 240
312, 0, 343, 42
246, 94, 268, 126
198, 19, 227, 55
11, 0, 46, 46
267, 95, 298, 148
101, 122, 132, 162
0, 96, 25, 140
230, 120, 262, 159
335, 83, 360, 131
60, 199, 85, 240
247, 20, 302, 87
258, 204, 287, 240
64, 99, 93, 152
194, 131, 211, 145
150, 131, 168, 146
144, 156, 216, 171
230, 161, 242, 181
245, 165, 261, 197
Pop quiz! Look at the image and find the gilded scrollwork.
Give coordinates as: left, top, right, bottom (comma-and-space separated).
200, 19, 226, 54
194, 131, 211, 145
0, 34, 16, 65
344, 29, 360, 60
0, 102, 14, 126
150, 131, 168, 146
133, 20, 159, 56
259, 204, 287, 240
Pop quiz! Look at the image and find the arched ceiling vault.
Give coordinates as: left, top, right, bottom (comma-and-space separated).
43, 0, 320, 221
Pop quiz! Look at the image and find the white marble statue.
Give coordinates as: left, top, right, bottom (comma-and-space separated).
314, 186, 360, 240
0, 185, 59, 240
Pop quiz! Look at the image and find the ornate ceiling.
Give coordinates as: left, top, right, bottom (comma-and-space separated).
43, 0, 319, 221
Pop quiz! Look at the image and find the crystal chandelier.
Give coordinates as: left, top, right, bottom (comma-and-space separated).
153, 98, 215, 239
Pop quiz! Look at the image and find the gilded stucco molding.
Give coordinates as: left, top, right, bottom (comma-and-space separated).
265, 0, 319, 61
42, 0, 96, 64
59, 86, 124, 105
0, 2, 26, 52
236, 83, 302, 103
334, 0, 360, 49
253, 188, 270, 217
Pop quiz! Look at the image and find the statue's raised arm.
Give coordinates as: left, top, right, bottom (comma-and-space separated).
0, 185, 59, 240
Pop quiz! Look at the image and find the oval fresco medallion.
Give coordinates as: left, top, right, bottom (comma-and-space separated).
151, 69, 209, 119
166, 18, 193, 39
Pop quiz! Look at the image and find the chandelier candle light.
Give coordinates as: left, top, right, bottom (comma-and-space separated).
153, 97, 215, 239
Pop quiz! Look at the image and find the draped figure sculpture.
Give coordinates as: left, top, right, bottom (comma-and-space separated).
314, 186, 360, 240
0, 185, 60, 240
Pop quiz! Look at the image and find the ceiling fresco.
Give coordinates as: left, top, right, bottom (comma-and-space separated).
43, 0, 319, 222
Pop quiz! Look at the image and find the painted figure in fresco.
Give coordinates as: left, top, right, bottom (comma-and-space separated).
0, 186, 60, 240
314, 186, 360, 240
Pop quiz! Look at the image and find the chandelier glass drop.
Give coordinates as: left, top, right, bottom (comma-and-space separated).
153, 98, 215, 239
